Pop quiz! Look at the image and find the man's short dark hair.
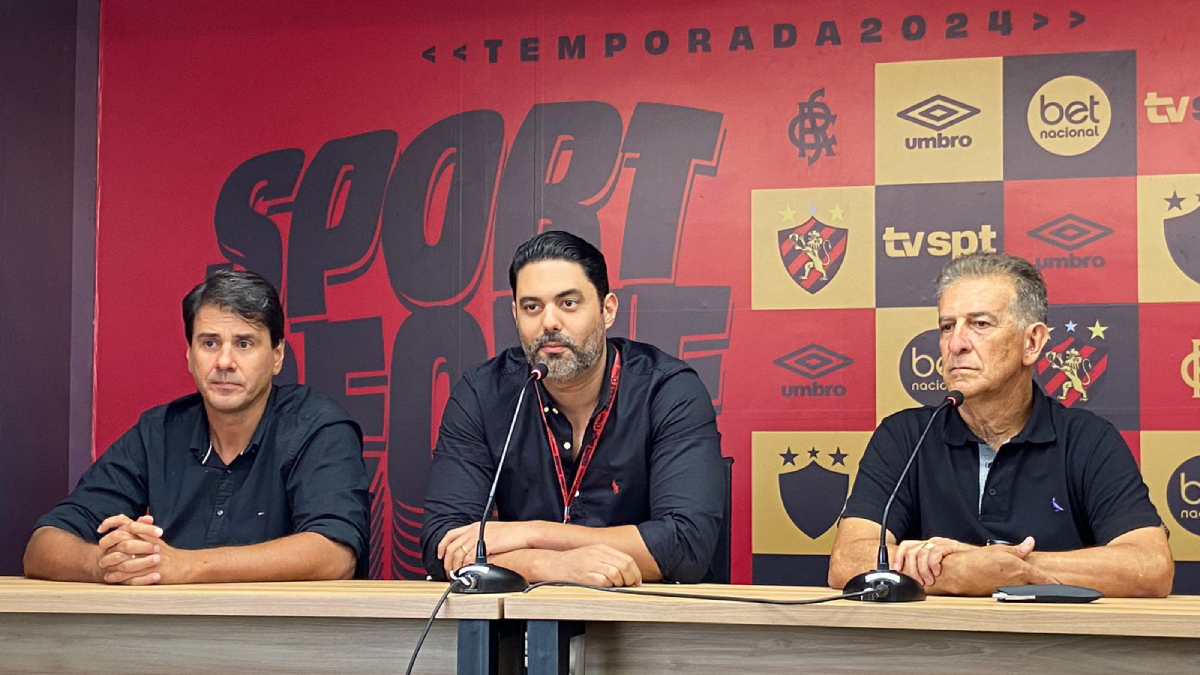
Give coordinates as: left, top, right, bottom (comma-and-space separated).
508, 230, 610, 299
182, 270, 285, 347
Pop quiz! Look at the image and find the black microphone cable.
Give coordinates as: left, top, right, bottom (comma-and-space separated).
404, 578, 466, 675
523, 580, 876, 604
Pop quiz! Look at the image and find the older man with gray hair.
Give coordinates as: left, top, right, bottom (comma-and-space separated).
829, 252, 1173, 597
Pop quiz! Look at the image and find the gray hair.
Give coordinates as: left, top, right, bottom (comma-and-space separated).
935, 252, 1048, 327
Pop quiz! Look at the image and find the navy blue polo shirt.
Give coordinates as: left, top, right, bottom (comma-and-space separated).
842, 383, 1162, 550
35, 385, 371, 577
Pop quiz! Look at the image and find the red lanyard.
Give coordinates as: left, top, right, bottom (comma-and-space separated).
534, 350, 621, 522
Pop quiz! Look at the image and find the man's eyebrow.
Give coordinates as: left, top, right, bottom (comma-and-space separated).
937, 311, 1000, 322
517, 289, 583, 304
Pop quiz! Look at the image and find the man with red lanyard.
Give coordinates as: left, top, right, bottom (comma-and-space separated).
420, 231, 724, 586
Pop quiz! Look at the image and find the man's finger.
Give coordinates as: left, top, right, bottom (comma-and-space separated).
121, 522, 164, 539
97, 514, 133, 535
929, 548, 945, 576
115, 554, 161, 574
97, 529, 135, 553
122, 572, 162, 586
915, 546, 936, 585
893, 541, 918, 572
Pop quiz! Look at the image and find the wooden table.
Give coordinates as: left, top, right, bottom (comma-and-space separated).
0, 577, 513, 675
503, 584, 1200, 674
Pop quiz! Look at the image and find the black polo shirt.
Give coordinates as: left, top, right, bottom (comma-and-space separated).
420, 338, 724, 582
841, 382, 1162, 550
35, 385, 371, 578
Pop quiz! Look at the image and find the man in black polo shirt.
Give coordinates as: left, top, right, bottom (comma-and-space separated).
420, 231, 723, 586
829, 252, 1174, 597
24, 271, 370, 584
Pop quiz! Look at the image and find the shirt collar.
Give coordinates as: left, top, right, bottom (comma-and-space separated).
188, 385, 277, 462
942, 380, 1056, 447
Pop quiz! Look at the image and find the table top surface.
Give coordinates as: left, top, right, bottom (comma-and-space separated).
504, 583, 1200, 639
3, 578, 1196, 637
0, 576, 502, 620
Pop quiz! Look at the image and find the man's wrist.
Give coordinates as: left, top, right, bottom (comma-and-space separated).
525, 520, 554, 550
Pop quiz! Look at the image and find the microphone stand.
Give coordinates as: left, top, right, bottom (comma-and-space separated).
452, 363, 547, 594
843, 391, 964, 602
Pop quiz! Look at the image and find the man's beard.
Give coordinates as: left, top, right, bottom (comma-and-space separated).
522, 324, 606, 383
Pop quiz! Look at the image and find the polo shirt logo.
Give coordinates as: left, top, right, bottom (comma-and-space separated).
1051, 497, 1065, 513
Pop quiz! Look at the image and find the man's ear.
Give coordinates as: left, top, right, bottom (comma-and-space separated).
602, 293, 618, 330
273, 340, 286, 376
1023, 322, 1050, 367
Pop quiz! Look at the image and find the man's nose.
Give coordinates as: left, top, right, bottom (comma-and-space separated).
540, 305, 563, 333
945, 323, 972, 354
215, 343, 237, 370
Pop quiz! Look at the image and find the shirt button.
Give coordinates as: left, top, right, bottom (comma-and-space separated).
575, 490, 581, 498
543, 406, 550, 413
552, 408, 559, 415
564, 441, 572, 450
216, 509, 225, 516
987, 488, 997, 496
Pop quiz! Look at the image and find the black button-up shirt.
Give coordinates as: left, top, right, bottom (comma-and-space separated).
36, 385, 371, 577
421, 338, 724, 582
842, 382, 1162, 549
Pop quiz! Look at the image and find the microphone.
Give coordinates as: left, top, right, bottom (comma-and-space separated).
452, 361, 548, 594
843, 390, 964, 602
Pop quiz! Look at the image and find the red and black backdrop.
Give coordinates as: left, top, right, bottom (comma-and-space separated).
92, 0, 1200, 589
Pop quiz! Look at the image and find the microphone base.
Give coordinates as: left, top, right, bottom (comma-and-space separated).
843, 570, 927, 602
451, 563, 529, 594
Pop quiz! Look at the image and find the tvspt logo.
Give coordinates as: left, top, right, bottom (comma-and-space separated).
1027, 75, 1111, 156
1167, 455, 1200, 537
897, 94, 980, 151
777, 216, 848, 293
1028, 214, 1112, 270
899, 328, 947, 406
875, 182, 1004, 307
1144, 92, 1200, 124
776, 445, 851, 539
774, 343, 853, 398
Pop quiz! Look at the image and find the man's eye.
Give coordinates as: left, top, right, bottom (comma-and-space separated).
203, 340, 218, 348
562, 299, 577, 308
974, 321, 991, 329
939, 324, 952, 332
238, 341, 252, 349
523, 304, 539, 312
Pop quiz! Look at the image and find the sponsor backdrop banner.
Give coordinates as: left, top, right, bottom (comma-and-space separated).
95, 0, 1200, 589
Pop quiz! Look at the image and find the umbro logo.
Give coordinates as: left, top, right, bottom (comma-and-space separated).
1028, 214, 1112, 251
775, 344, 853, 398
897, 95, 981, 131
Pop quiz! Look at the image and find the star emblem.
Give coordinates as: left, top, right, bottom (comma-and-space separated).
1064, 320, 1077, 332
829, 447, 847, 466
780, 448, 798, 465
828, 204, 845, 222
807, 447, 820, 459
779, 205, 797, 223
1165, 190, 1186, 211
1087, 320, 1108, 339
